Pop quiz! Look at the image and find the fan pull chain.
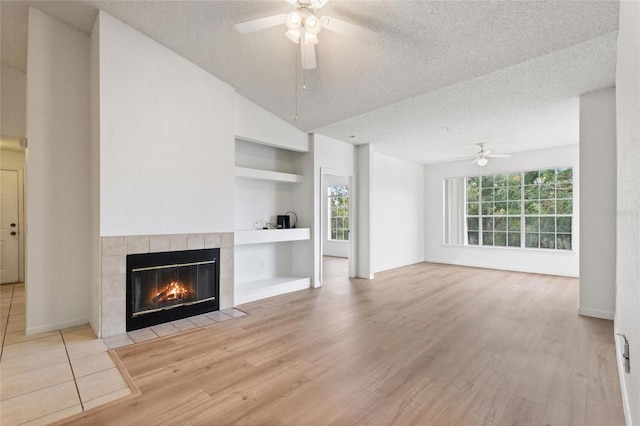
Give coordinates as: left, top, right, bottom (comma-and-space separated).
294, 44, 298, 122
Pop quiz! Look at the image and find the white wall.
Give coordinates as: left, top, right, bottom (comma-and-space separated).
579, 87, 616, 319
316, 135, 356, 261
373, 152, 424, 272
98, 11, 236, 236
89, 15, 101, 334
315, 134, 357, 175
424, 145, 579, 277
26, 7, 91, 334
357, 144, 374, 279
614, 1, 640, 423
1, 65, 26, 138
235, 94, 308, 152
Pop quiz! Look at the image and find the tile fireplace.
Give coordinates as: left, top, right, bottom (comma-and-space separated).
98, 233, 234, 338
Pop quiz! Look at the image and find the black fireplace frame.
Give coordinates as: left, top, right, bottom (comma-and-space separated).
126, 248, 220, 332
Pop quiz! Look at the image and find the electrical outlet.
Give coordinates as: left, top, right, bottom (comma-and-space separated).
254, 220, 266, 229
617, 333, 631, 373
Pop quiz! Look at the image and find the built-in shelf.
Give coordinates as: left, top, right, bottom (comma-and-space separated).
235, 228, 310, 245
234, 136, 311, 306
235, 166, 303, 184
235, 277, 311, 305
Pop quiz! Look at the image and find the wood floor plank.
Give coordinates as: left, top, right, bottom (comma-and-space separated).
61, 260, 624, 425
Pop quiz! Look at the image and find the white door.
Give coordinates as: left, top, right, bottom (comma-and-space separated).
1, 169, 20, 284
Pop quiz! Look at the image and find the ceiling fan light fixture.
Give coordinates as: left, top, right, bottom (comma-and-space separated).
477, 157, 489, 167
305, 15, 322, 34
285, 29, 300, 43
286, 11, 302, 30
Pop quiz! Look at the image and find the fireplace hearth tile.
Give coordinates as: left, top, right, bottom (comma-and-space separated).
150, 323, 180, 337
188, 314, 216, 327
103, 334, 134, 350
171, 318, 199, 332
169, 234, 188, 251
205, 311, 232, 322
221, 308, 246, 318
187, 233, 205, 250
149, 234, 171, 252
127, 328, 158, 343
204, 233, 221, 248
126, 235, 150, 254
101, 237, 125, 256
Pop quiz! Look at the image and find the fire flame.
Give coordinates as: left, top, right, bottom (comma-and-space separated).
153, 281, 188, 303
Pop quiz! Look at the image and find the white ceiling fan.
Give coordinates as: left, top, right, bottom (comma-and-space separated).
461, 143, 512, 166
234, 0, 378, 70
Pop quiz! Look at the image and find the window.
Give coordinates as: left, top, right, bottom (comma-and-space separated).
328, 185, 349, 241
465, 168, 573, 250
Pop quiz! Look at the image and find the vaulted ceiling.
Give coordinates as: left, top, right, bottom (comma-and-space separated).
1, 1, 619, 164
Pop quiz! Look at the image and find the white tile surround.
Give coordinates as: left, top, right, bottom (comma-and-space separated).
99, 233, 234, 338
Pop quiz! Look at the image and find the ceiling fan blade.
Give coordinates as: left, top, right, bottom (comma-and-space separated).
310, 0, 330, 9
301, 35, 317, 70
320, 15, 378, 43
487, 154, 512, 158
234, 14, 287, 34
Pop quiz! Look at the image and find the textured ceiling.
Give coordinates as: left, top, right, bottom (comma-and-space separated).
0, 0, 620, 164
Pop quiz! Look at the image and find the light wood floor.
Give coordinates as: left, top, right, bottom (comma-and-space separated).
64, 259, 625, 425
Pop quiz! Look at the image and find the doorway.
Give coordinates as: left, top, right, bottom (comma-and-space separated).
1, 170, 19, 283
0, 140, 26, 285
319, 169, 356, 284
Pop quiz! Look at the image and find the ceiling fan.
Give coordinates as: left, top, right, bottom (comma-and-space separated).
461, 143, 512, 166
234, 0, 377, 70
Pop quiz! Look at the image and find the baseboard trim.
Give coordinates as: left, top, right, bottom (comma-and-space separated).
26, 317, 90, 336
424, 257, 579, 278
577, 307, 614, 320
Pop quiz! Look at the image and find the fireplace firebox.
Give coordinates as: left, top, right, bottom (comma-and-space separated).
126, 248, 220, 331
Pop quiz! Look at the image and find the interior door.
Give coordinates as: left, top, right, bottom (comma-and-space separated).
1, 169, 20, 284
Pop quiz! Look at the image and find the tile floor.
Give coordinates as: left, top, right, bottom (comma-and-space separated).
0, 282, 246, 425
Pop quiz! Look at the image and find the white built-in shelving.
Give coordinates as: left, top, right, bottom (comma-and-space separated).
234, 136, 312, 306
235, 228, 310, 245
235, 166, 303, 184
